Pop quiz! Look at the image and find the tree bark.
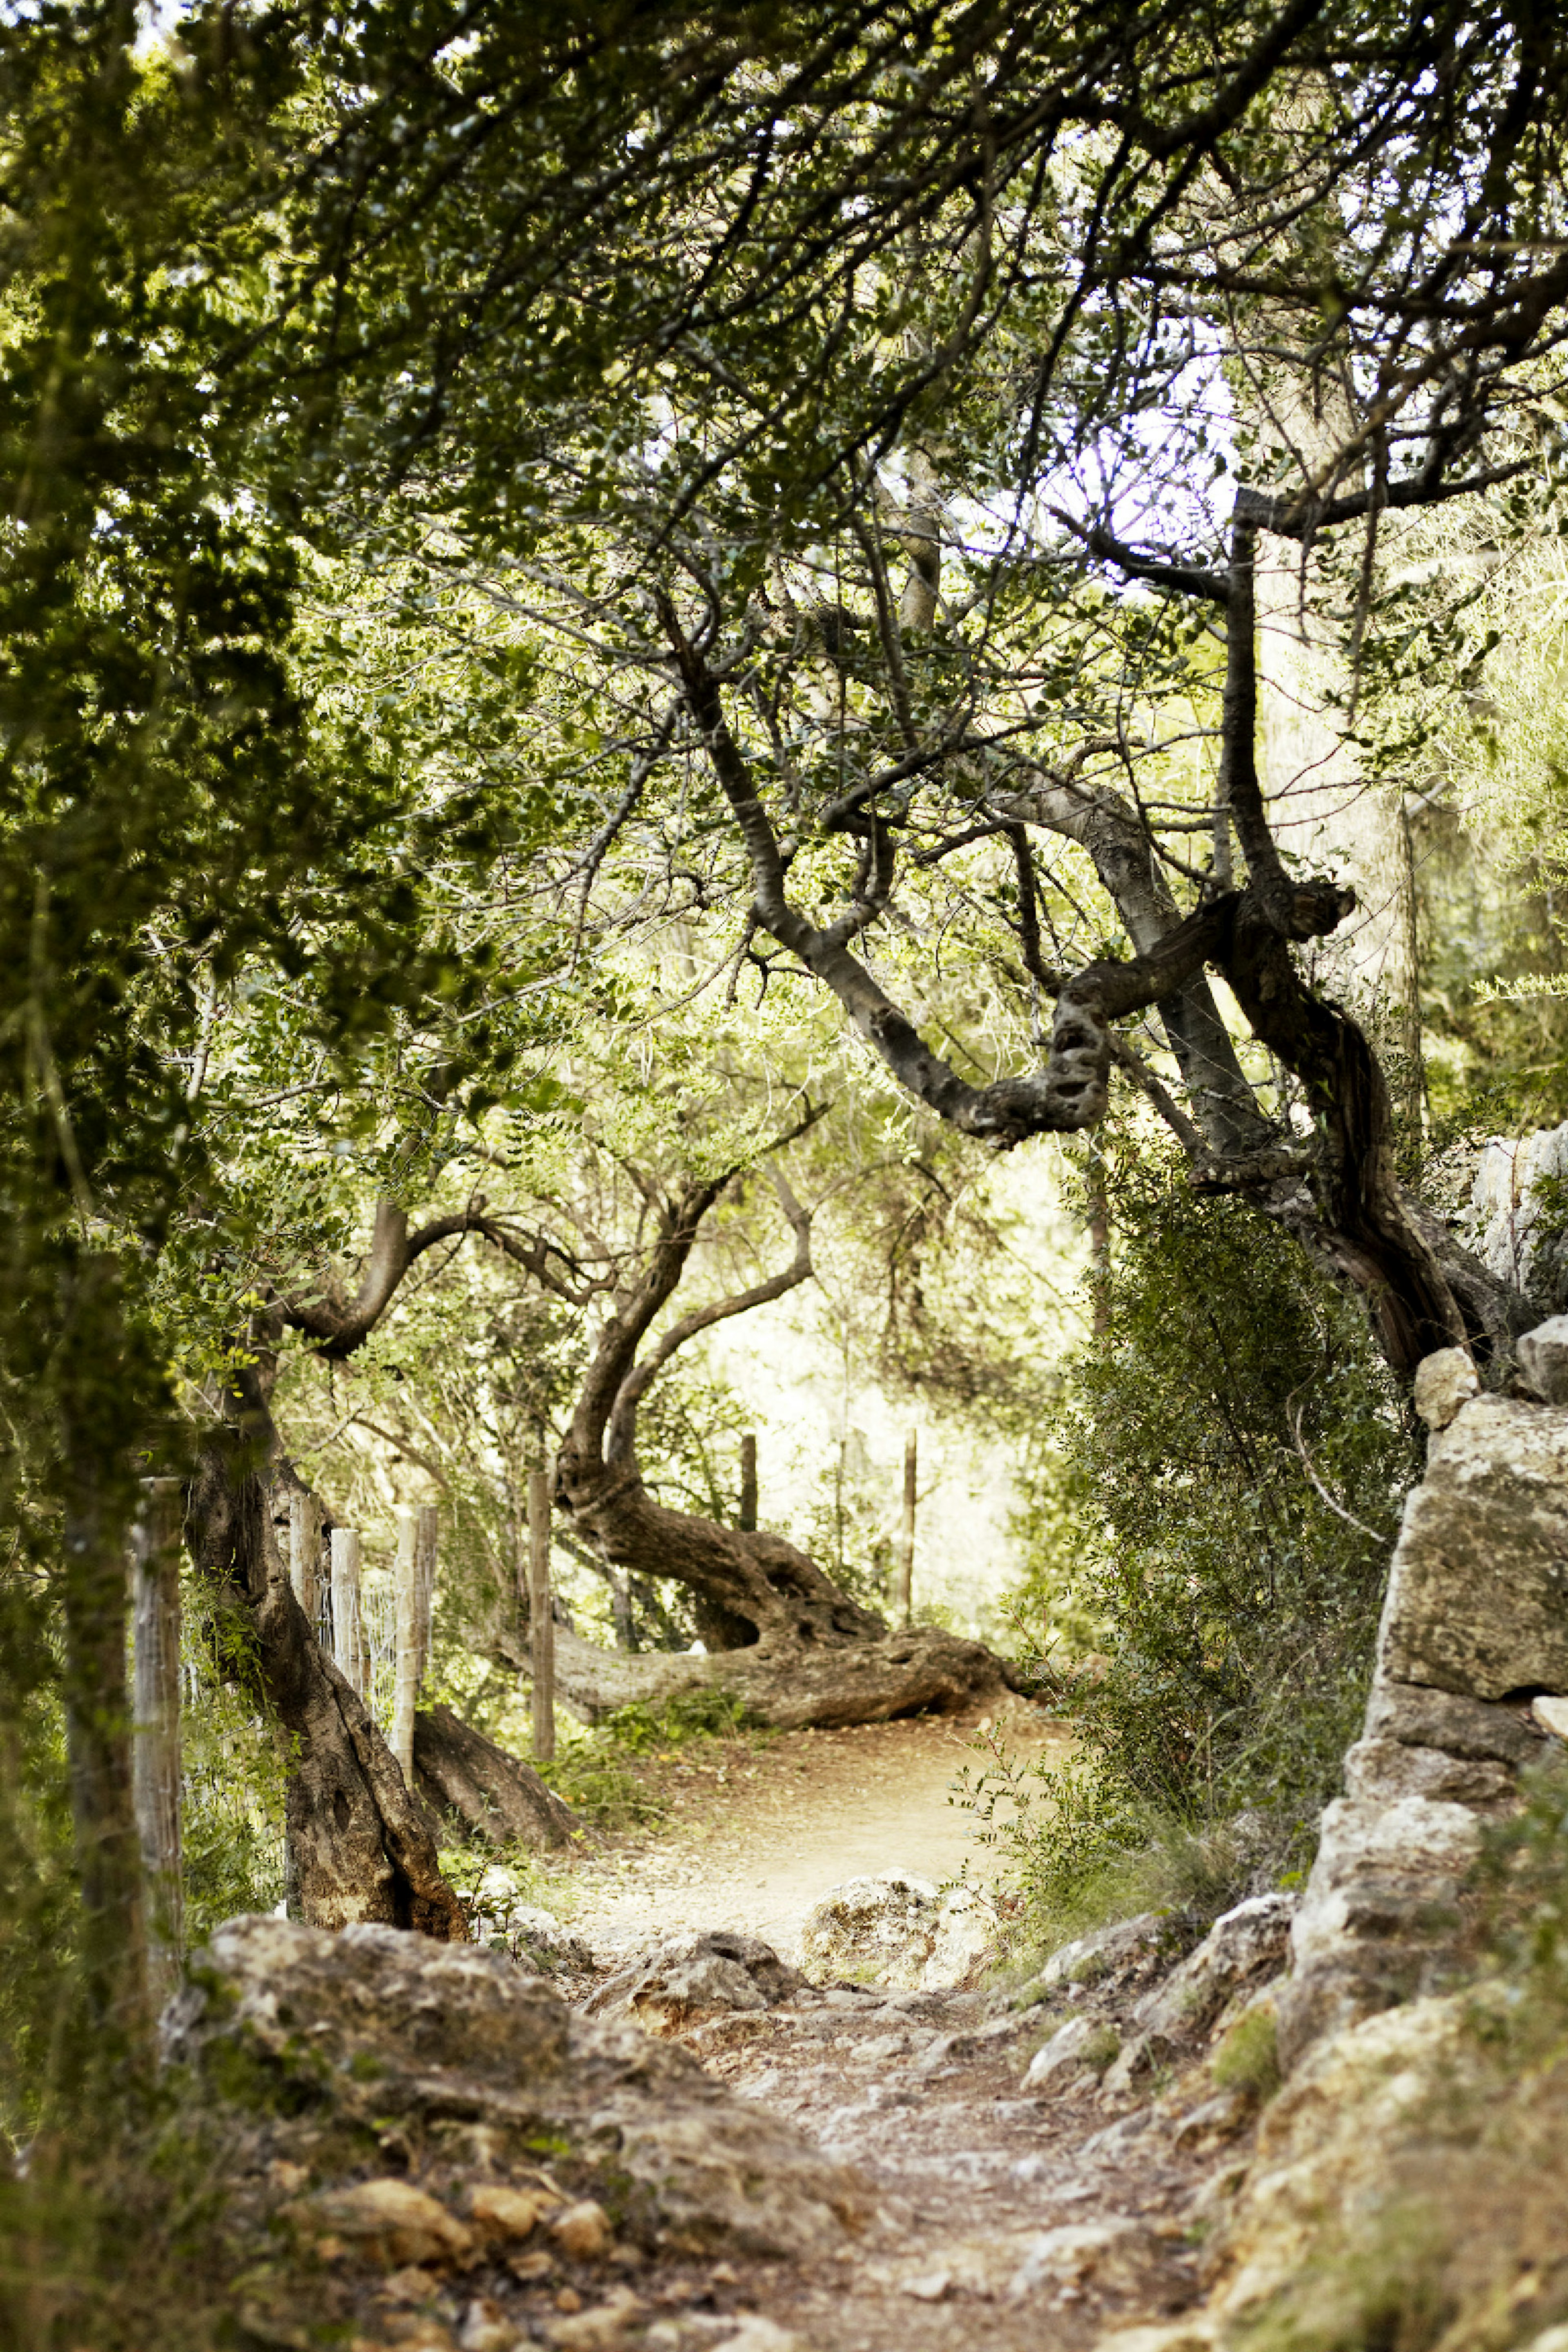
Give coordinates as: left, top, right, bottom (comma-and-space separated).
57, 1254, 151, 2060
413, 1702, 577, 1849
131, 1477, 184, 2007
186, 1402, 466, 1940
490, 1617, 1021, 1730
62, 1483, 150, 2051
528, 1466, 556, 1762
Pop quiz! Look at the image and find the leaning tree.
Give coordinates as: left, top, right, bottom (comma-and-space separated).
247, 1048, 1024, 1729
253, 0, 1568, 1824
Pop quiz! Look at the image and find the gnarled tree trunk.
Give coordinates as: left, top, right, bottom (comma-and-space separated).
548, 1170, 1025, 1725
186, 1398, 466, 1940
414, 1701, 577, 1848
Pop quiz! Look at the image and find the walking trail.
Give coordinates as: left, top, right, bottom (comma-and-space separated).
568, 1708, 1060, 1960
524, 1708, 1250, 2352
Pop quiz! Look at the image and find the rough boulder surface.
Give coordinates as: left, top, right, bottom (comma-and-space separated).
1133, 1893, 1295, 2045
1519, 1312, 1568, 1405
1277, 1359, 1566, 2065
1411, 1345, 1480, 1429
583, 1929, 803, 2037
797, 1871, 997, 1989
166, 1915, 864, 2260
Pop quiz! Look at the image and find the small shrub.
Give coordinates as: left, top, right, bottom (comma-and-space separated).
1476, 1749, 1568, 2020
593, 1688, 755, 1753
532, 1686, 760, 1832
1080, 2022, 1122, 2076
978, 1152, 1417, 1960
1212, 2008, 1282, 2103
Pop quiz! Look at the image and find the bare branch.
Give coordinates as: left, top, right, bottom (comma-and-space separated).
1047, 506, 1229, 604
607, 1171, 815, 1453
1235, 457, 1536, 540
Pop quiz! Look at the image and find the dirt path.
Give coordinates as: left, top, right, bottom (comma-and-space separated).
665, 1978, 1216, 2351
569, 1708, 1069, 1961
514, 1708, 1256, 2352
250, 1709, 1264, 2352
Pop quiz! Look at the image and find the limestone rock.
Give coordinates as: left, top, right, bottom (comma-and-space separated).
1376, 1396, 1568, 1699
1280, 1390, 1568, 2069
797, 1872, 997, 1991
1363, 1680, 1549, 1766
1412, 1347, 1480, 1430
1519, 1314, 1568, 1404
167, 1915, 865, 2258
1203, 1993, 1494, 2333
1468, 1119, 1568, 1301
711, 2322, 803, 2352
1535, 1693, 1568, 1739
295, 2177, 475, 2268
1032, 1911, 1171, 1995
550, 2200, 611, 2259
469, 1875, 595, 1976
582, 1930, 802, 2037
1276, 1795, 1482, 2065
469, 2183, 559, 2243
1102, 2028, 1178, 2096
546, 2289, 642, 2350
1134, 1894, 1296, 2044
1006, 2218, 1154, 2301
1341, 1736, 1517, 1810
1020, 2013, 1105, 2089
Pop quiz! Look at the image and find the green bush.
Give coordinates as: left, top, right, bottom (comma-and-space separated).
983, 1149, 1421, 1955
532, 1686, 760, 1831
178, 1592, 288, 1944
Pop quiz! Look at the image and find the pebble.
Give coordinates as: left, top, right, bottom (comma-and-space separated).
551, 2200, 612, 2260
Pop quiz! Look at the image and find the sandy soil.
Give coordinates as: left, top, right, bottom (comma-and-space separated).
568, 1705, 1071, 1960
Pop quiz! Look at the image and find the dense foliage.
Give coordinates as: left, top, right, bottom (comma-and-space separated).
970, 1149, 1422, 1950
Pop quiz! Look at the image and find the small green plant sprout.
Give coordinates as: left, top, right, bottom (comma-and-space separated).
1212, 2007, 1282, 2103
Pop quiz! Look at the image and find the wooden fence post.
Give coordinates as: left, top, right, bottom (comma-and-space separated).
288, 1487, 322, 1631
132, 1476, 184, 2004
893, 1430, 917, 1627
414, 1503, 438, 1695
330, 1527, 367, 1701
739, 1432, 758, 1532
528, 1466, 555, 1763
391, 1506, 418, 1779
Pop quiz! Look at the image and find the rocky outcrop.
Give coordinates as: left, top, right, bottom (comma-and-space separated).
166, 1915, 865, 2260
1376, 1394, 1568, 1699
797, 1872, 998, 1990
1132, 1894, 1295, 2045
583, 1931, 802, 2037
1276, 1364, 1565, 2067
467, 1874, 597, 1978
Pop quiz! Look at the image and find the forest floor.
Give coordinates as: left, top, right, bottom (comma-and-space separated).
484, 1708, 1253, 2352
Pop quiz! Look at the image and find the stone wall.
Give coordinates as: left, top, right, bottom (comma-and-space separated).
1276, 1343, 1568, 2066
